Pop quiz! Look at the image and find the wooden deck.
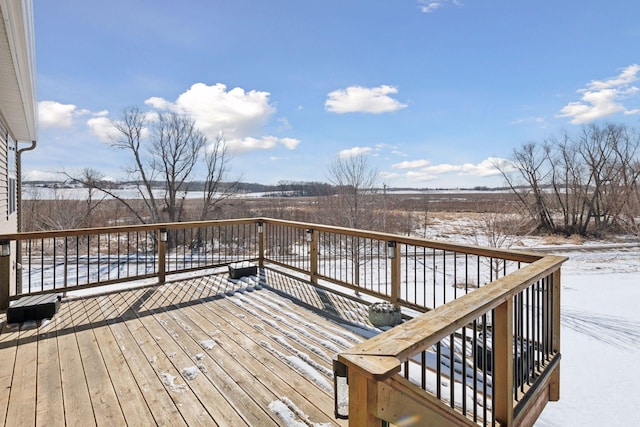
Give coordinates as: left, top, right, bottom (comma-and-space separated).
0, 269, 372, 426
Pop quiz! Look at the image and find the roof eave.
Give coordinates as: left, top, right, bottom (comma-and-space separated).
0, 0, 38, 142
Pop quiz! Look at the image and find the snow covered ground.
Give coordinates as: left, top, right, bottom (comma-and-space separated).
535, 245, 640, 426
419, 214, 640, 426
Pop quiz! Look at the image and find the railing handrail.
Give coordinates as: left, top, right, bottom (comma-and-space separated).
260, 217, 546, 263
2, 217, 545, 264
339, 254, 567, 377
0, 217, 259, 241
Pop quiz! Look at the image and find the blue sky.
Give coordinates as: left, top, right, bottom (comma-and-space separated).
28, 0, 640, 188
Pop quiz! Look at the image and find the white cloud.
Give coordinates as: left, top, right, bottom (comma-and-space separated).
142, 82, 300, 154
338, 146, 373, 158
227, 136, 301, 154
24, 170, 65, 181
88, 112, 157, 143
395, 157, 510, 182
280, 137, 301, 150
145, 96, 173, 111
419, 1, 443, 13
557, 64, 640, 124
392, 150, 408, 157
145, 82, 276, 141
325, 85, 407, 114
276, 117, 292, 131
38, 101, 88, 129
588, 64, 640, 90
86, 116, 118, 142
393, 159, 431, 169
45, 83, 298, 156
418, 0, 462, 14
379, 171, 401, 180
407, 170, 437, 181
511, 116, 547, 128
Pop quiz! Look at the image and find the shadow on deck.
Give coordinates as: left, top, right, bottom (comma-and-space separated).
0, 267, 374, 426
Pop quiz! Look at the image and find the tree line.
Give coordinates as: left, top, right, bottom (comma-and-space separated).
498, 123, 640, 236
24, 105, 640, 239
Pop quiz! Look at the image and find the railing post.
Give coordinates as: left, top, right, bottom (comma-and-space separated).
309, 229, 318, 284
494, 297, 514, 427
258, 221, 264, 267
0, 240, 12, 310
389, 241, 400, 304
158, 228, 167, 285
550, 269, 561, 401
348, 368, 380, 426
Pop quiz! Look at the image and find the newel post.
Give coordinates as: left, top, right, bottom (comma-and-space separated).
158, 228, 167, 285
0, 240, 12, 310
348, 368, 379, 426
494, 297, 514, 426
308, 228, 318, 284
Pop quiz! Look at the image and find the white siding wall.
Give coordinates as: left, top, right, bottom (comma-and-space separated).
0, 119, 17, 235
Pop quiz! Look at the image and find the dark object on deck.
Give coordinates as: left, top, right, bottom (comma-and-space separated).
228, 262, 257, 279
476, 334, 535, 387
7, 294, 61, 323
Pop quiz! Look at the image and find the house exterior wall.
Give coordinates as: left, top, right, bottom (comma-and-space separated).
0, 0, 37, 299
0, 0, 37, 234
0, 119, 18, 235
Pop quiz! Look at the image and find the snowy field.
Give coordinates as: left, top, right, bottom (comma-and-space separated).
420, 215, 640, 426
535, 245, 640, 426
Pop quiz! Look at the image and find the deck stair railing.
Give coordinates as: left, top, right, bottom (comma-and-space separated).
0, 217, 566, 427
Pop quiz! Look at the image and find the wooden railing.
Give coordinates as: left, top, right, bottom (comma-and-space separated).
0, 219, 260, 302
260, 219, 565, 426
0, 218, 566, 426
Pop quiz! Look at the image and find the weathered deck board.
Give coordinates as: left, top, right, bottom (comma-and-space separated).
177, 289, 341, 423
67, 298, 127, 427
0, 321, 20, 426
56, 301, 96, 427
160, 275, 349, 424
140, 284, 281, 426
96, 289, 190, 427
82, 293, 157, 427
0, 271, 361, 426
130, 288, 250, 427
36, 314, 64, 427
5, 322, 39, 427
149, 300, 279, 425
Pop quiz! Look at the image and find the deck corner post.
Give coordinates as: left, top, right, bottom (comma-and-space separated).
494, 297, 514, 427
348, 368, 381, 427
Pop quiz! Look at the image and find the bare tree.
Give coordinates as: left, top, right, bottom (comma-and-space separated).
109, 107, 160, 223
469, 203, 525, 279
498, 123, 640, 236
499, 142, 556, 233
151, 111, 206, 222
325, 153, 379, 230
68, 107, 237, 225
323, 153, 380, 288
198, 132, 239, 221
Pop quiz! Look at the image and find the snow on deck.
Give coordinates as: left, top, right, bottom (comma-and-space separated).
0, 271, 370, 426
